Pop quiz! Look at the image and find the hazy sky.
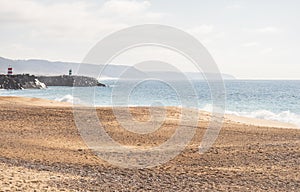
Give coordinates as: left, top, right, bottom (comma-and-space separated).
0, 0, 299, 79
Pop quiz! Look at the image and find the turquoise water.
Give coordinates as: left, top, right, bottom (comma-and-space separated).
1, 80, 300, 126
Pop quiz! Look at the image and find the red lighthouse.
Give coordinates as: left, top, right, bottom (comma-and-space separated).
7, 66, 13, 75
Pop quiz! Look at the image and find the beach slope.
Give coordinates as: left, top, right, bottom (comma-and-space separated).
0, 97, 299, 191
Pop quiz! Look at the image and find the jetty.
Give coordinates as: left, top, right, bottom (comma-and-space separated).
0, 67, 105, 89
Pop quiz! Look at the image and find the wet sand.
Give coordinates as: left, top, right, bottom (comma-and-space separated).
0, 97, 299, 191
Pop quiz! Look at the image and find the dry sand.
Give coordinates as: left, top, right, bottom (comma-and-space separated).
0, 96, 299, 191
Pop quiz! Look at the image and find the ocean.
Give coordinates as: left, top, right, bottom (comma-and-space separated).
1, 80, 300, 127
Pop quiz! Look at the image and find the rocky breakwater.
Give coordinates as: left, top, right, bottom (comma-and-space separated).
0, 74, 46, 89
0, 74, 105, 90
37, 75, 105, 87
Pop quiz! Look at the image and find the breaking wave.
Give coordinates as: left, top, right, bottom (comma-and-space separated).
228, 110, 300, 127
201, 104, 300, 127
55, 94, 79, 104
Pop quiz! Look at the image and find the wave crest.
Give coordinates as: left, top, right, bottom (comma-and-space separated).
234, 110, 300, 126
201, 104, 300, 127
55, 94, 79, 103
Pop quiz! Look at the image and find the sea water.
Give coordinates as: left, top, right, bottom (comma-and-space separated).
1, 80, 300, 126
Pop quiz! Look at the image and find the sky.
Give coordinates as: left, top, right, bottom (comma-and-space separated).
0, 0, 299, 79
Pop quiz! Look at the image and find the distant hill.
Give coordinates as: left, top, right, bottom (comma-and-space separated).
0, 57, 144, 78
0, 57, 235, 80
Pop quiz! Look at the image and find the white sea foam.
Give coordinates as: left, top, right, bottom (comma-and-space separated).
228, 110, 300, 127
201, 104, 300, 127
55, 94, 78, 103
201, 104, 214, 112
34, 79, 47, 89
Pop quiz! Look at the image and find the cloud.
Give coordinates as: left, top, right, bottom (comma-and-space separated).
260, 48, 273, 54
242, 42, 260, 47
242, 27, 282, 39
256, 27, 280, 34
0, 0, 166, 61
101, 0, 150, 16
226, 4, 242, 9
187, 25, 214, 35
0, 0, 164, 40
187, 25, 225, 45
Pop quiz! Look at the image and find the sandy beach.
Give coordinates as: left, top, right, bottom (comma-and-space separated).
0, 96, 299, 191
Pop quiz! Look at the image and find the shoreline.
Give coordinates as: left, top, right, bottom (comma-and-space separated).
0, 96, 298, 129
